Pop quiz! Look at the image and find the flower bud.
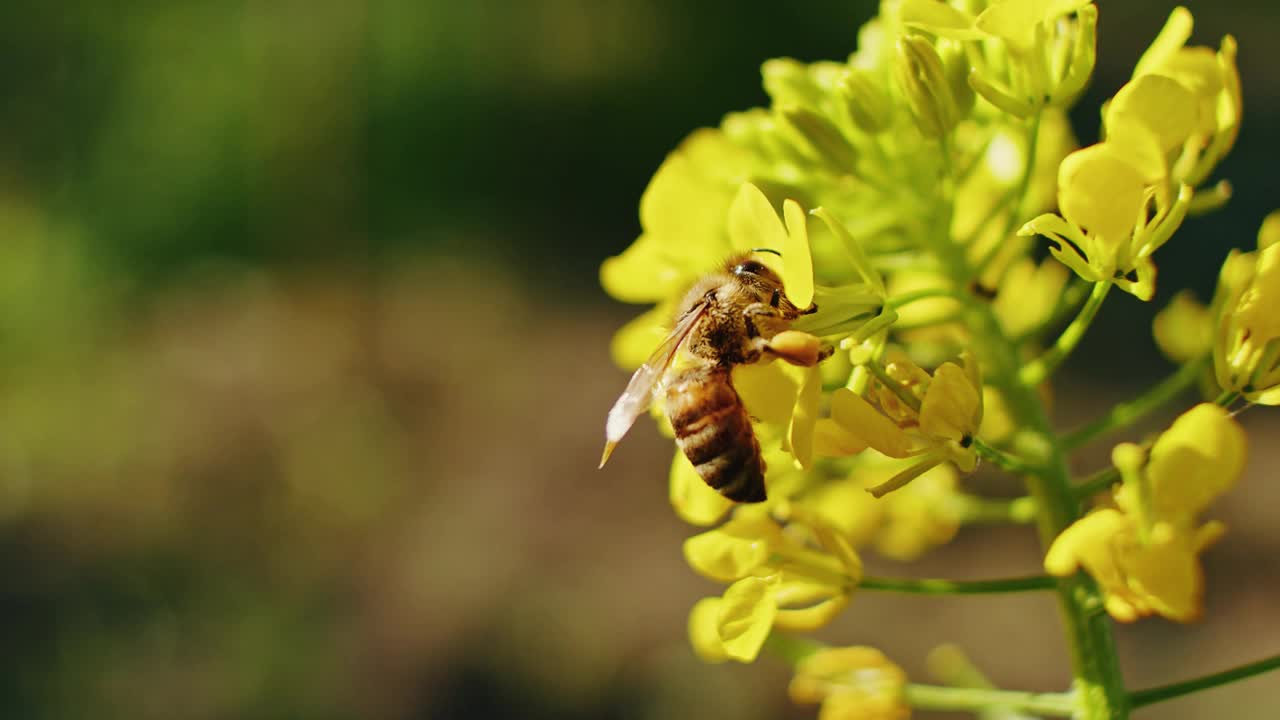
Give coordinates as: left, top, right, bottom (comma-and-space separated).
1213, 212, 1280, 403
1054, 3, 1097, 105
779, 106, 857, 172
894, 34, 960, 137
841, 70, 893, 133
939, 38, 974, 120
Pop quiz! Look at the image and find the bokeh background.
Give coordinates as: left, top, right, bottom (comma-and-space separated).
0, 1, 1277, 718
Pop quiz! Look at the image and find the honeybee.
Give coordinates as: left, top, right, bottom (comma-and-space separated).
599, 251, 832, 502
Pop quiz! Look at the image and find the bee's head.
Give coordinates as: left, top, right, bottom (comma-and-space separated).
730, 257, 777, 280
728, 248, 783, 284
726, 250, 792, 307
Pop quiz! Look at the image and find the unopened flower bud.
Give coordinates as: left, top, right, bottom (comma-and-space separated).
894, 34, 960, 137
841, 70, 893, 133
779, 106, 857, 171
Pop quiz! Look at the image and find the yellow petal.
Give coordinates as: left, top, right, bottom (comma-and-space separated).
782, 199, 815, 308
734, 362, 800, 426
600, 237, 689, 303
1107, 74, 1199, 153
812, 419, 871, 457
830, 389, 913, 458
640, 129, 742, 248
609, 304, 673, 370
1044, 508, 1129, 578
899, 0, 981, 39
683, 517, 779, 582
669, 451, 734, 526
688, 598, 730, 662
789, 365, 822, 469
1143, 403, 1246, 519
774, 595, 850, 632
1058, 143, 1148, 242
919, 363, 981, 442
728, 182, 788, 255
1122, 529, 1205, 622
717, 576, 779, 663
1134, 7, 1193, 77
801, 475, 882, 547
1235, 243, 1280, 346
976, 0, 1090, 51
1258, 209, 1280, 250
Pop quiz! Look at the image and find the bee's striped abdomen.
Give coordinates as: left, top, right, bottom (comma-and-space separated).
666, 366, 766, 503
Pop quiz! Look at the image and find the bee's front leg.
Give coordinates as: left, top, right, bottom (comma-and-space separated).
743, 303, 833, 367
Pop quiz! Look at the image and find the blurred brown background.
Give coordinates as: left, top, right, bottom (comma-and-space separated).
0, 1, 1276, 718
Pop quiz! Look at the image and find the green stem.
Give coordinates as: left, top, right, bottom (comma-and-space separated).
763, 632, 825, 665
905, 683, 1077, 717
861, 574, 1055, 594
914, 114, 1128, 718
1014, 278, 1090, 345
887, 286, 958, 310
1130, 653, 1280, 709
956, 494, 1038, 524
1020, 281, 1111, 386
1215, 389, 1242, 407
1073, 466, 1120, 500
972, 437, 1040, 474
926, 229, 1128, 720
1061, 356, 1207, 450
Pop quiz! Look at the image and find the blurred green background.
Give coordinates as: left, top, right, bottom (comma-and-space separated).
0, 1, 1277, 718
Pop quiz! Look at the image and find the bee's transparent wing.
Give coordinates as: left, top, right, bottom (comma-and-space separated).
599, 302, 707, 468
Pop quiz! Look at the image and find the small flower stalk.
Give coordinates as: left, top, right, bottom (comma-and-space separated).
599, 2, 1275, 719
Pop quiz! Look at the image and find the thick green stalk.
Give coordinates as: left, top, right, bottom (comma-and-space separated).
954, 289, 1129, 719
925, 200, 1129, 719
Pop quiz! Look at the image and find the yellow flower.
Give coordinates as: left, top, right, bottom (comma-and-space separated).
1017, 8, 1241, 301
819, 352, 983, 478
800, 456, 962, 561
900, 0, 1097, 115
1020, 132, 1192, 301
1045, 403, 1246, 622
600, 130, 748, 306
1130, 7, 1241, 187
1213, 210, 1280, 403
789, 646, 910, 720
683, 513, 861, 663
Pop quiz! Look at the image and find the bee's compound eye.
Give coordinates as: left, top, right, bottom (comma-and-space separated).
734, 260, 767, 276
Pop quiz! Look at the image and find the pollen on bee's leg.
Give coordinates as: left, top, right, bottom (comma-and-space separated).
766, 330, 828, 367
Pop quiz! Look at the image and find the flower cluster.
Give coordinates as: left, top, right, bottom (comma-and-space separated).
600, 2, 1270, 718
1020, 9, 1240, 300
1046, 404, 1246, 622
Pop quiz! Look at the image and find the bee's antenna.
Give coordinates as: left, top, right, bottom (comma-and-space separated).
751, 247, 783, 257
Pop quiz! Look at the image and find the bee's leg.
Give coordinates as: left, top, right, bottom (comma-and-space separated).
743, 303, 833, 367
743, 303, 788, 340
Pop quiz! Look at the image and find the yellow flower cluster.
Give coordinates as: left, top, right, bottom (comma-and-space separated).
1021, 8, 1240, 300
600, 2, 1262, 716
685, 511, 860, 663
1046, 404, 1245, 622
